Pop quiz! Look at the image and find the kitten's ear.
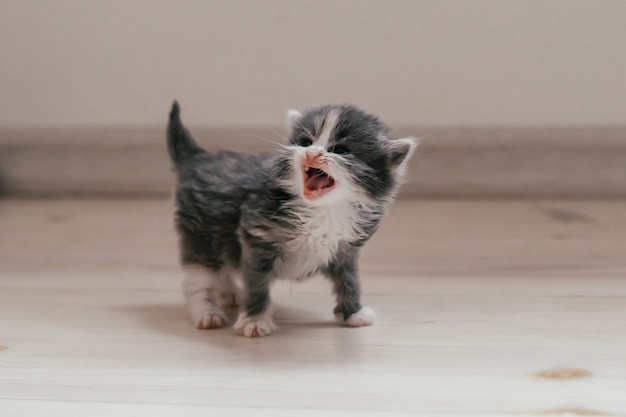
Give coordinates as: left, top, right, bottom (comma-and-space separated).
385, 137, 419, 173
286, 109, 302, 131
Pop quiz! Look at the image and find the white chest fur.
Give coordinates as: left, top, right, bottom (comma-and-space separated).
276, 202, 357, 281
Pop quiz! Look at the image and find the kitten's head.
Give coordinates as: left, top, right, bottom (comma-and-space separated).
277, 104, 418, 206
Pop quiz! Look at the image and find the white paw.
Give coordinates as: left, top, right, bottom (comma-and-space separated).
341, 307, 375, 328
192, 310, 226, 329
234, 311, 276, 337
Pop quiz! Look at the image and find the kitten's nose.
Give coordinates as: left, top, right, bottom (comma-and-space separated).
305, 146, 324, 162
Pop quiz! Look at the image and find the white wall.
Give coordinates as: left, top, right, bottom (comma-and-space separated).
1, 0, 625, 127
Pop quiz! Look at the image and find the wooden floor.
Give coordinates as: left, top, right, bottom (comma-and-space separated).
1, 198, 626, 416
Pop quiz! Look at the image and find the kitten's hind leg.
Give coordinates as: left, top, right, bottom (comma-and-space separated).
216, 268, 243, 310
182, 265, 227, 329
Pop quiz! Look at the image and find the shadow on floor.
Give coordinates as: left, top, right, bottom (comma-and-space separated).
117, 302, 372, 364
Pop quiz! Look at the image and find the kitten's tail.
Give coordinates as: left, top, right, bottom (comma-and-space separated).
167, 101, 204, 166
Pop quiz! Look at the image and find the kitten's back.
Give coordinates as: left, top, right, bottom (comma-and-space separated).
172, 150, 274, 268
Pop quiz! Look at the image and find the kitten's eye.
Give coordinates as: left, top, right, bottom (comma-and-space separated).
299, 138, 313, 147
331, 145, 350, 155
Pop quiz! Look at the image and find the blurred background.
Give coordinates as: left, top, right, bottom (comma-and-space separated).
1, 0, 624, 198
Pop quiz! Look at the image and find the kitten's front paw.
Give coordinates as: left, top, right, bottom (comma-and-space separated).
337, 306, 375, 328
234, 311, 276, 337
193, 310, 226, 329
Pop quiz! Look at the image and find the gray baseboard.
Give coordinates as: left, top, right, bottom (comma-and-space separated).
0, 126, 624, 198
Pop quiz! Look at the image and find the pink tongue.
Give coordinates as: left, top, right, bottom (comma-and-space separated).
306, 175, 330, 191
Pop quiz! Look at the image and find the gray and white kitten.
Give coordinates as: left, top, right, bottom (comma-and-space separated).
167, 102, 417, 337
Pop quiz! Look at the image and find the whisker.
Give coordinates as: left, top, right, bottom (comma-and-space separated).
268, 127, 288, 142
325, 163, 341, 183
249, 135, 284, 147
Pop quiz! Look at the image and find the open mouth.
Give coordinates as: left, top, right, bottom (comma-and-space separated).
303, 165, 336, 199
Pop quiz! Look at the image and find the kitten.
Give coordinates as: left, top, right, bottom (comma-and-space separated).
167, 102, 417, 337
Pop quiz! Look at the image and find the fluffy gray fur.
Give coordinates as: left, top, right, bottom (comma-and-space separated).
167, 101, 417, 337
